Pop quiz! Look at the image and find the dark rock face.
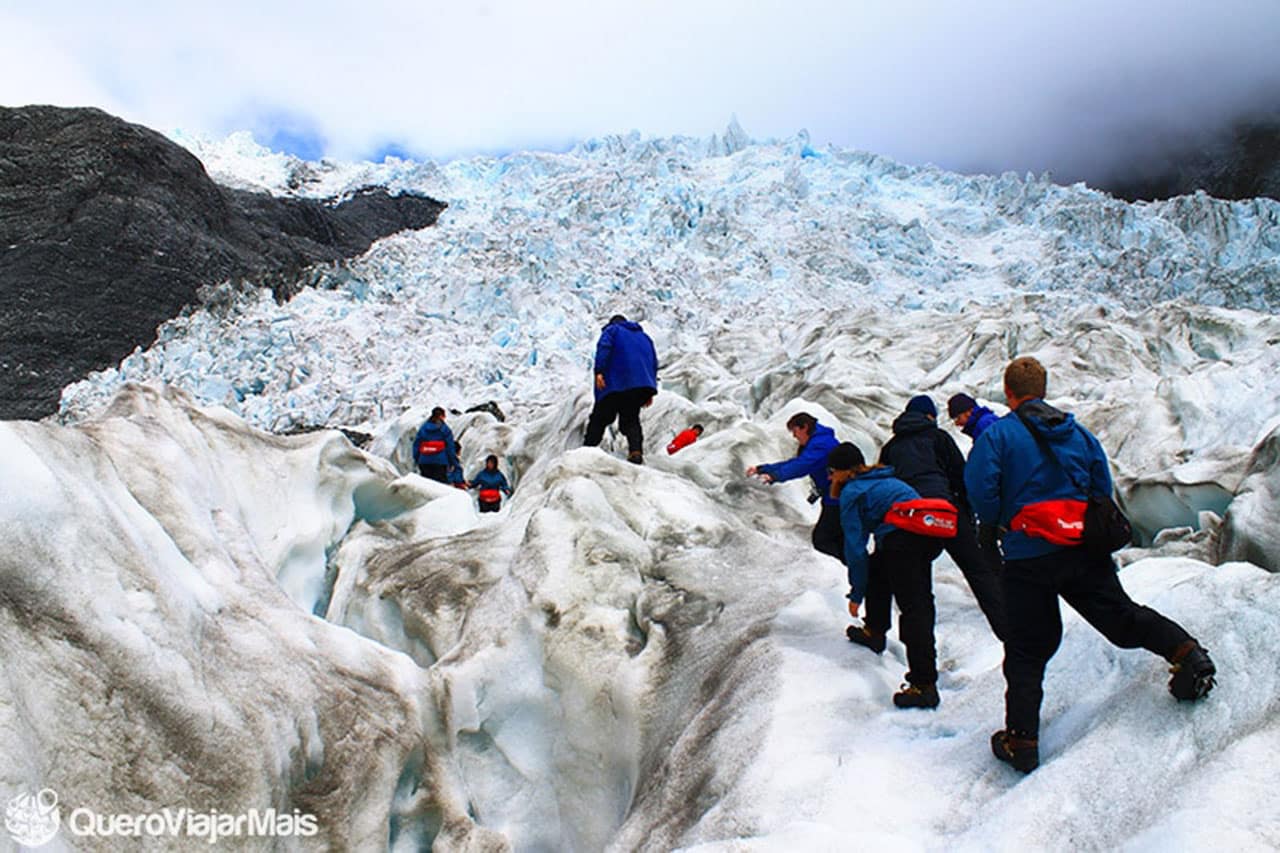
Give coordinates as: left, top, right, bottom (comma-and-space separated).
1101, 112, 1280, 203
0, 106, 446, 421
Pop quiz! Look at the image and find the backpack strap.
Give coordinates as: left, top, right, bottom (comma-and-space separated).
1013, 409, 1088, 496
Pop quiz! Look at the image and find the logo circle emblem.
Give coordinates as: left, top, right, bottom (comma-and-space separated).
6, 789, 61, 848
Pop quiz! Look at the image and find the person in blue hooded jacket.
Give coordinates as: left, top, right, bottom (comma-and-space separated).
583, 315, 659, 464
966, 356, 1216, 774
413, 407, 461, 485
746, 412, 842, 568
827, 442, 945, 710
469, 454, 512, 513
947, 393, 999, 443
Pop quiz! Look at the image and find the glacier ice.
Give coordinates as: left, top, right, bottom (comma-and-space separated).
5, 125, 1280, 850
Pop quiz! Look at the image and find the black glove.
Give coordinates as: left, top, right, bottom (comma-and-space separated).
978, 522, 1001, 551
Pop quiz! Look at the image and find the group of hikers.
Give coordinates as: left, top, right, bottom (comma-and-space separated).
748, 355, 1217, 773
412, 407, 512, 512
408, 313, 666, 512
412, 313, 1217, 775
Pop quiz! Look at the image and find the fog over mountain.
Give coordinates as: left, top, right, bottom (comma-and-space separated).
2, 1, 1278, 194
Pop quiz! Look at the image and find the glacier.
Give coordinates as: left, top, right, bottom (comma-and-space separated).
3, 125, 1280, 850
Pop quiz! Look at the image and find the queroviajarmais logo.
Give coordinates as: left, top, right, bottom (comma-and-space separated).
5, 789, 61, 848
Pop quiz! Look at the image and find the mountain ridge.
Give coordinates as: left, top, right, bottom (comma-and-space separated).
0, 105, 446, 420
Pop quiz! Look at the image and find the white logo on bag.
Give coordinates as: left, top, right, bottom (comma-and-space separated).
5, 789, 61, 848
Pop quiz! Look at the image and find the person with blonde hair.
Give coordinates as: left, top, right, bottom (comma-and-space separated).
966, 356, 1216, 774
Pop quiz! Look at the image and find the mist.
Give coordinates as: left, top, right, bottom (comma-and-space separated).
1, 0, 1278, 187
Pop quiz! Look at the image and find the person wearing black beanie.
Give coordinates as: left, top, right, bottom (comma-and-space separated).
880, 395, 1007, 641
827, 442, 945, 710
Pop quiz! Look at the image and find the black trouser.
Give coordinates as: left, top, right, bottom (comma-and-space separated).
1003, 547, 1193, 737
945, 514, 1007, 641
583, 388, 652, 453
418, 463, 448, 484
478, 500, 501, 513
863, 531, 944, 686
812, 501, 844, 562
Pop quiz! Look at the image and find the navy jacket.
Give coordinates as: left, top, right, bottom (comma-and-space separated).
594, 319, 658, 400
878, 411, 969, 510
413, 419, 459, 470
838, 466, 920, 604
758, 422, 840, 506
470, 468, 511, 494
962, 405, 999, 442
964, 399, 1112, 560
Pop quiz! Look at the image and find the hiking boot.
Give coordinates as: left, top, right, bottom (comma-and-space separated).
846, 625, 886, 654
1168, 640, 1216, 701
991, 729, 1039, 773
892, 682, 939, 709
627, 451, 644, 465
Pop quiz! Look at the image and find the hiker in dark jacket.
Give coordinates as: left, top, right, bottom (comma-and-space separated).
828, 442, 945, 710
966, 356, 1216, 774
746, 411, 842, 570
879, 395, 1006, 640
583, 315, 659, 464
469, 455, 512, 513
414, 407, 461, 485
948, 393, 998, 443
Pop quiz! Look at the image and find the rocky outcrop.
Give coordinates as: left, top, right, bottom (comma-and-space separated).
0, 106, 446, 420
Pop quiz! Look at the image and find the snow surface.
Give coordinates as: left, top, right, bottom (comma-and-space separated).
3, 126, 1279, 850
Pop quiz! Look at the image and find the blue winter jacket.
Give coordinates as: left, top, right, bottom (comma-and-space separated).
838, 466, 920, 604
964, 399, 1112, 560
962, 405, 999, 442
413, 419, 459, 470
594, 319, 659, 400
757, 422, 840, 506
470, 468, 511, 494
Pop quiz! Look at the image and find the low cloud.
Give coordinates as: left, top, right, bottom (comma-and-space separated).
2, 1, 1278, 184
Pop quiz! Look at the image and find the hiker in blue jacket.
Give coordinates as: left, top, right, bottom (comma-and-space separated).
746, 411, 842, 568
966, 356, 1216, 774
947, 393, 999, 443
413, 407, 461, 485
583, 315, 659, 464
827, 442, 945, 710
878, 395, 1006, 640
469, 455, 512, 513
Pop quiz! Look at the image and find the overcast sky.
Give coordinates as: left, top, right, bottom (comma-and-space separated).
3, 1, 1278, 184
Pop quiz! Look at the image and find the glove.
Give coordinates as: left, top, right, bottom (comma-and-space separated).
847, 600, 860, 621
978, 522, 1000, 551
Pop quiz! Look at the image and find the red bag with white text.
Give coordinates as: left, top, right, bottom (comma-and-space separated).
886, 499, 958, 538
1009, 499, 1087, 546
417, 439, 447, 456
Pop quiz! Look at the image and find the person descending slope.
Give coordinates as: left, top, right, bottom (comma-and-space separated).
583, 314, 659, 464
827, 442, 950, 710
414, 407, 461, 485
875, 395, 1006, 640
966, 356, 1216, 774
468, 454, 512, 513
746, 412, 843, 575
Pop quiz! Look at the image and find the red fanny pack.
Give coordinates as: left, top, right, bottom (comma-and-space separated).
885, 499, 958, 538
1009, 499, 1087, 545
417, 439, 446, 456
478, 489, 502, 503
